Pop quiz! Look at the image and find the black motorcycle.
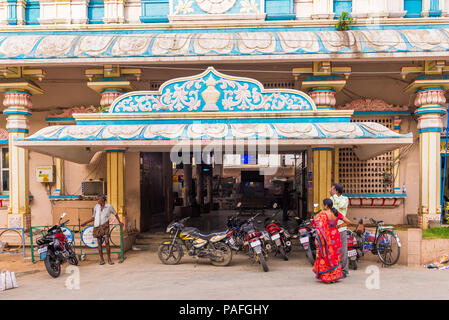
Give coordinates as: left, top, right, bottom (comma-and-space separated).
36, 213, 78, 278
240, 212, 270, 272
266, 203, 293, 260
158, 217, 233, 266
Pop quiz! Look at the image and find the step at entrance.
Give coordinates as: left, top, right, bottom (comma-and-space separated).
132, 232, 169, 251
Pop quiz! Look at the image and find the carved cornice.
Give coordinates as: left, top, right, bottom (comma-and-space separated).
47, 105, 98, 119
336, 99, 408, 111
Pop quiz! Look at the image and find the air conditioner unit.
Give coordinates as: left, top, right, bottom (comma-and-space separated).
81, 180, 106, 196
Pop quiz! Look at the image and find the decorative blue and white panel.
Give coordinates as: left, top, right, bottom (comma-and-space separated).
169, 0, 264, 17
110, 67, 316, 114
23, 122, 412, 141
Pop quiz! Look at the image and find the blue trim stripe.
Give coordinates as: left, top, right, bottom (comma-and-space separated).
106, 149, 126, 153
419, 128, 442, 133
353, 111, 411, 115
0, 195, 34, 199
0, 140, 8, 145
46, 117, 76, 122
4, 90, 31, 95
49, 195, 81, 200
8, 128, 29, 133
308, 89, 336, 93
75, 117, 352, 126
312, 147, 333, 151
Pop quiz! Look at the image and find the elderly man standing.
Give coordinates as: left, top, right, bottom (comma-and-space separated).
82, 194, 123, 265
330, 183, 349, 278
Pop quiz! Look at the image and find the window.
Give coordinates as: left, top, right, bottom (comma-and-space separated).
404, 0, 422, 18
338, 117, 394, 194
1, 147, 9, 192
334, 0, 352, 18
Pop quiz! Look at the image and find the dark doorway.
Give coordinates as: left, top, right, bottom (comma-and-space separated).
140, 152, 165, 232
295, 151, 308, 219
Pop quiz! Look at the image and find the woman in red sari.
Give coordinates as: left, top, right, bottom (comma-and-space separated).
312, 198, 352, 283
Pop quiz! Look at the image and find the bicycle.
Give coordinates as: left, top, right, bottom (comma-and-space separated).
352, 217, 401, 266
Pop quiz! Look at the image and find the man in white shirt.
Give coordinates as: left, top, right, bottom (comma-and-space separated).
82, 195, 123, 265
330, 184, 349, 278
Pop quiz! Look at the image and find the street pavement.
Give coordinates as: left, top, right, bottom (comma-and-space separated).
2, 246, 449, 300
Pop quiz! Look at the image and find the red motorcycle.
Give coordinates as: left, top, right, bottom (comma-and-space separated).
37, 213, 78, 278
346, 230, 362, 270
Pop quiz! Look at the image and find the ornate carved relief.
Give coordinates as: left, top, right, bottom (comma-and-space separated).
337, 98, 408, 111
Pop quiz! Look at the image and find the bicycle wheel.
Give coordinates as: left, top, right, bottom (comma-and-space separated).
375, 230, 400, 266
0, 229, 23, 251
109, 224, 120, 247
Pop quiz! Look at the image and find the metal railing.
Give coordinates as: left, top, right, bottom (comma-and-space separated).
30, 223, 124, 263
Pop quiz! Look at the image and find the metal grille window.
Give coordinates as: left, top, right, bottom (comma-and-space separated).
338, 117, 394, 194
262, 81, 295, 89
1, 147, 9, 192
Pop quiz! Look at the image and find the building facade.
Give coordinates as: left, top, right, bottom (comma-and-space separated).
0, 0, 448, 235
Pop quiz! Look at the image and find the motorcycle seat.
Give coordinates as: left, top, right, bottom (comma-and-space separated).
191, 231, 228, 240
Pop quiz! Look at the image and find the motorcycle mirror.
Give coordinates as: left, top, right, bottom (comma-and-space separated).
237, 202, 242, 208
257, 220, 262, 224
60, 212, 67, 219
313, 203, 319, 208
273, 203, 278, 209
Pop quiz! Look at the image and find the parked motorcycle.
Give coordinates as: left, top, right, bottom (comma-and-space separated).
346, 230, 361, 270
264, 203, 292, 261
240, 212, 270, 272
292, 203, 319, 265
36, 213, 78, 278
158, 217, 233, 266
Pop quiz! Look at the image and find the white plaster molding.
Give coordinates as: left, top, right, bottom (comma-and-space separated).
351, 0, 369, 18
70, 0, 89, 24
367, 0, 388, 18
38, 0, 71, 24
422, 0, 431, 16
387, 0, 406, 18
104, 0, 125, 24
124, 0, 141, 23
16, 0, 27, 25
441, 0, 449, 16
311, 0, 334, 19
0, 1, 8, 25
168, 13, 266, 21
294, 0, 313, 19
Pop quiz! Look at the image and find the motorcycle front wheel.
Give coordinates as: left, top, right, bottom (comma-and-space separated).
44, 253, 61, 278
210, 242, 233, 266
349, 259, 358, 270
257, 253, 269, 272
279, 245, 288, 261
158, 242, 183, 265
305, 247, 315, 265
68, 254, 78, 266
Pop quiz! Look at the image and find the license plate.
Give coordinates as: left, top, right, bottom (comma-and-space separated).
38, 247, 47, 254
271, 233, 280, 241
348, 249, 357, 257
250, 240, 261, 248
300, 236, 309, 244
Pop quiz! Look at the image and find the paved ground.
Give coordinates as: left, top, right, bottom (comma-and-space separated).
2, 246, 449, 300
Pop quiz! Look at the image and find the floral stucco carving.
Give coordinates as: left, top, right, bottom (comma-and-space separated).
337, 99, 408, 111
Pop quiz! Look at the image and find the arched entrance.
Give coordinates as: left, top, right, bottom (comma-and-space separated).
17, 67, 413, 232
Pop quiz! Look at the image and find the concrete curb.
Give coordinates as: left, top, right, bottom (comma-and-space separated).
15, 270, 41, 277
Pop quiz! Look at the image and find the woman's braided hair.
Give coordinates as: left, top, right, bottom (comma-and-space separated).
323, 198, 339, 217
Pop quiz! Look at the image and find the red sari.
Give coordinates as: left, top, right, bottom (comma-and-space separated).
312, 211, 344, 283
